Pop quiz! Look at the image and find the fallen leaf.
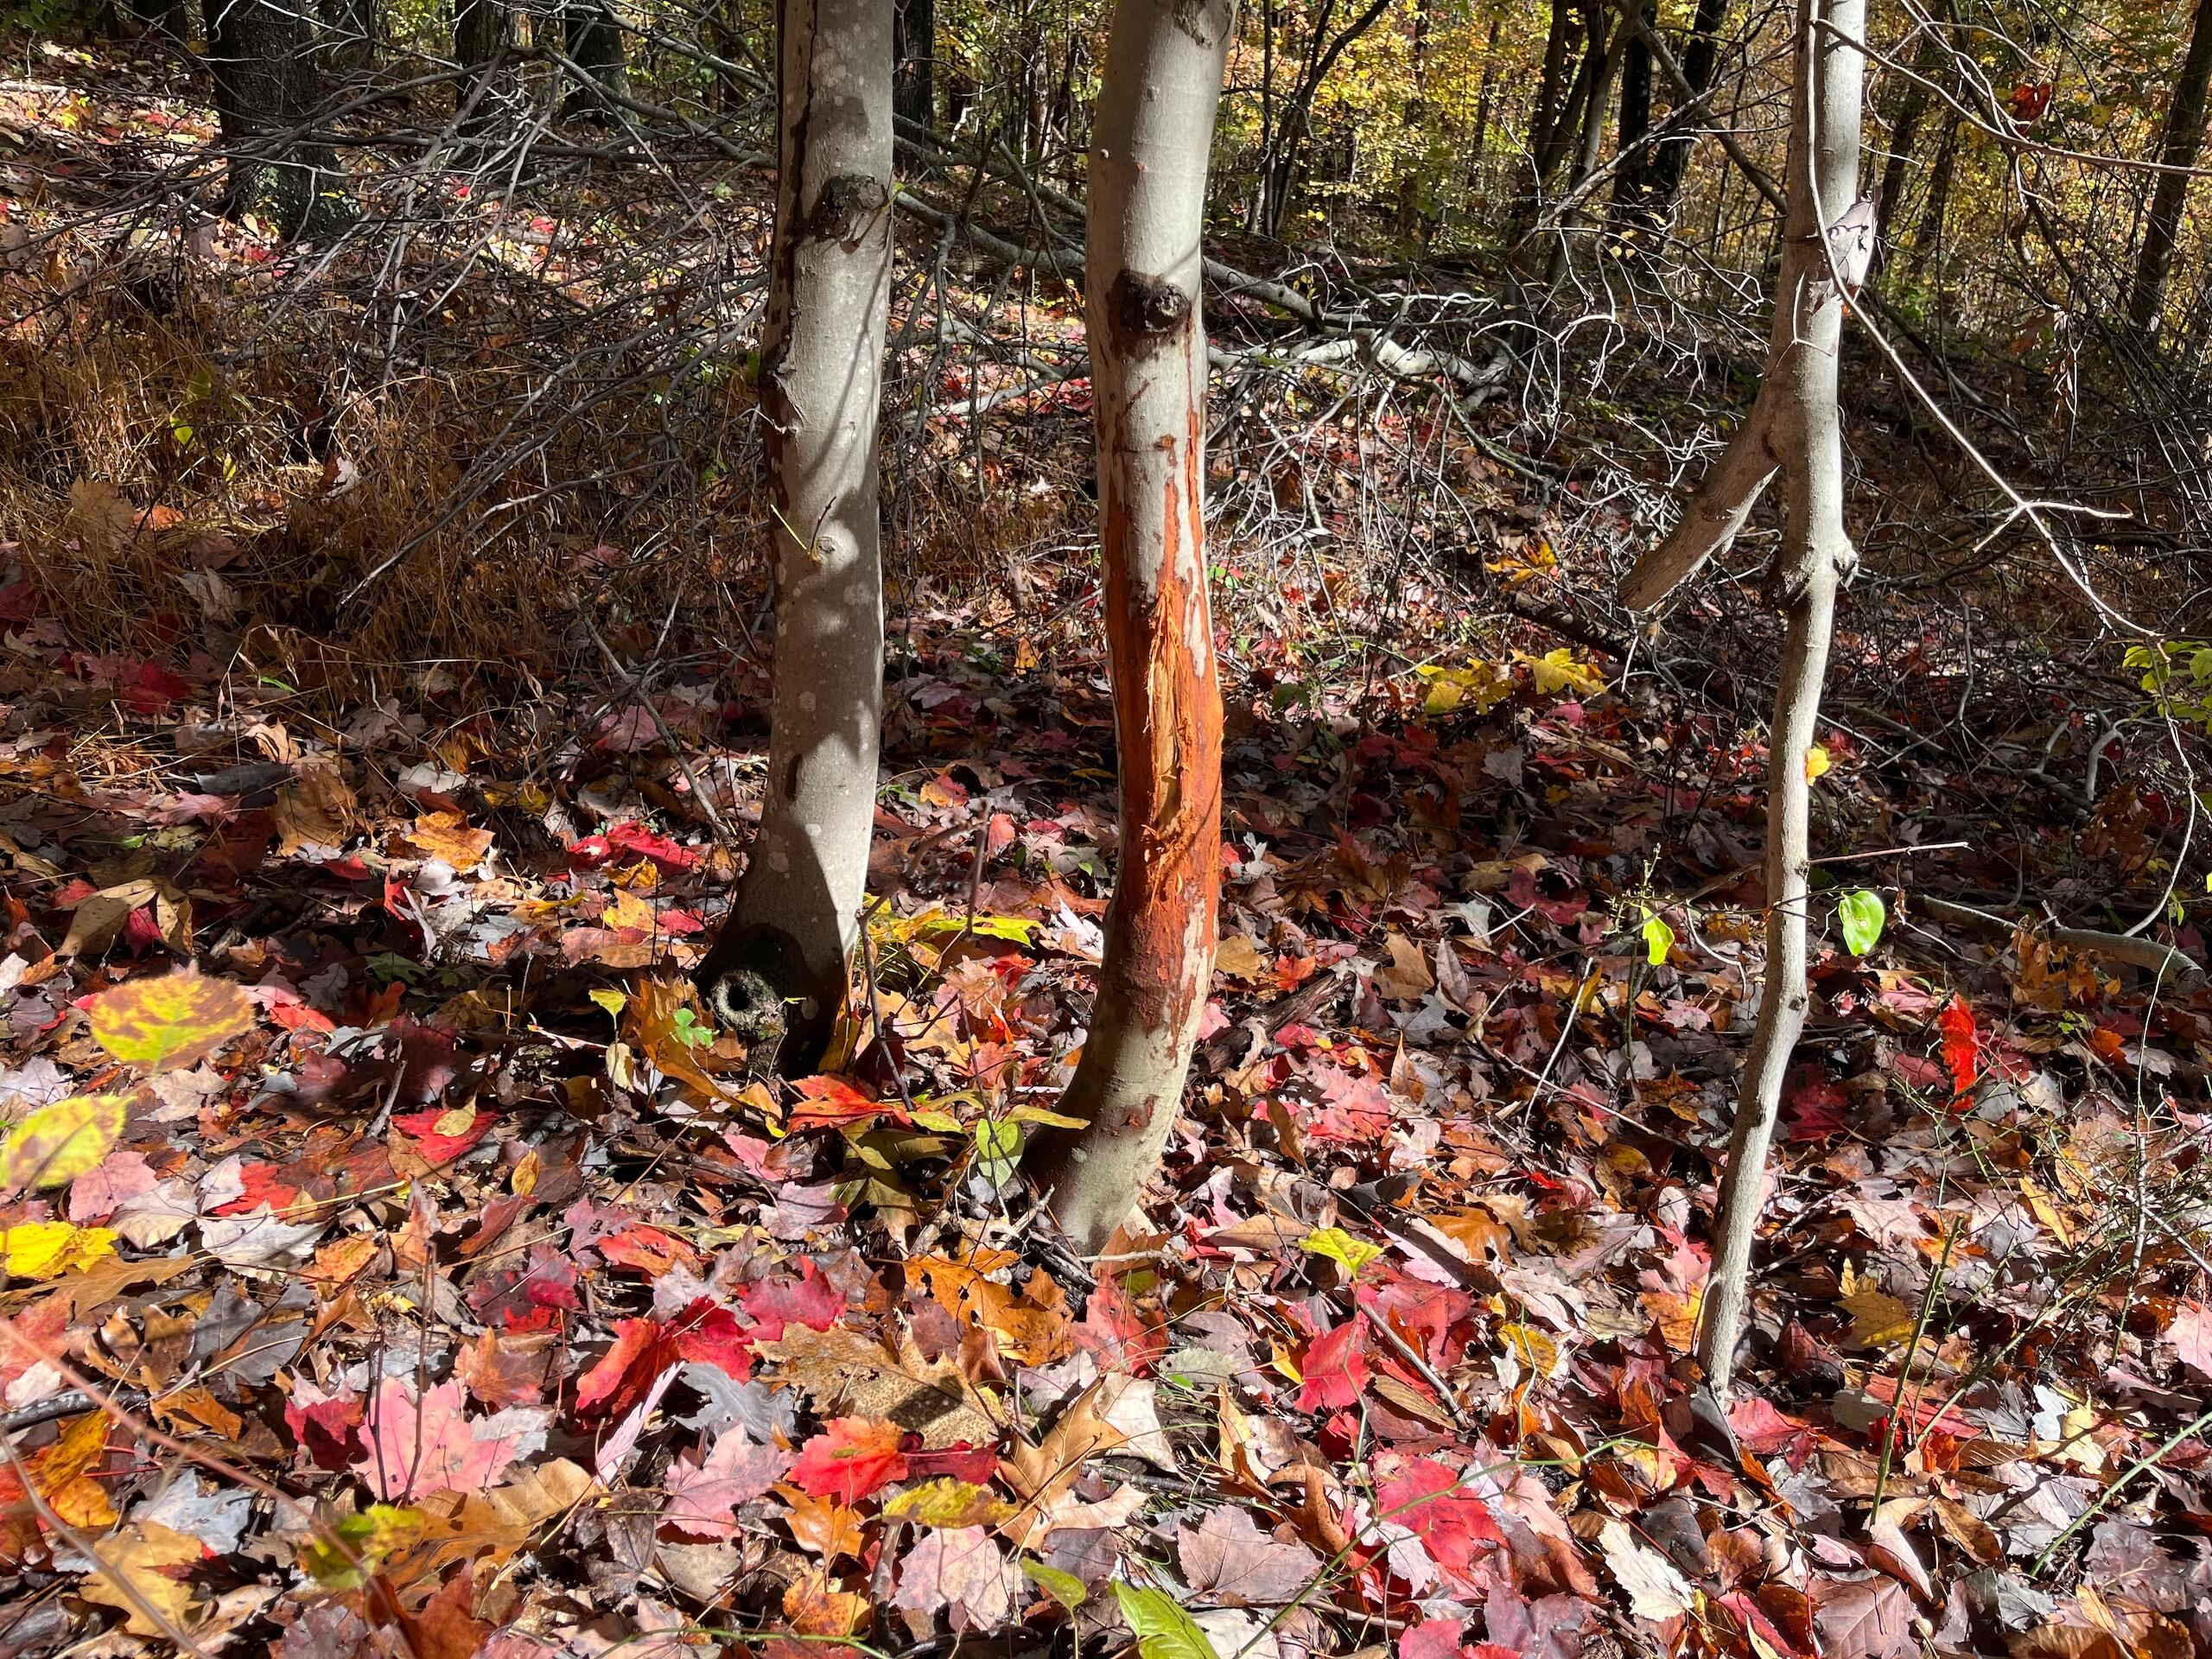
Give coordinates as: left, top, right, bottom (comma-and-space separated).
87, 969, 254, 1073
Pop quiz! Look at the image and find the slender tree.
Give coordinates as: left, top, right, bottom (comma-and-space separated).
1611, 1, 1658, 224
206, 0, 350, 238
1640, 0, 1730, 225
1023, 0, 1233, 1253
695, 0, 893, 1071
1618, 0, 1865, 1392
1873, 0, 1949, 251
2127, 0, 2212, 336
454, 0, 509, 139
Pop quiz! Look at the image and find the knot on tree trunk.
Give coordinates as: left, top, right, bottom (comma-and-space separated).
1108, 270, 1192, 341
805, 174, 889, 246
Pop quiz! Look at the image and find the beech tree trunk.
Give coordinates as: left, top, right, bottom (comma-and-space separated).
2127, 0, 2212, 336
1024, 0, 1231, 1254
206, 0, 350, 238
696, 0, 893, 1074
1618, 0, 1863, 1392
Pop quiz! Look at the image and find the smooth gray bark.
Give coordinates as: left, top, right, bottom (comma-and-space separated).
698, 0, 893, 1073
1618, 0, 1864, 1391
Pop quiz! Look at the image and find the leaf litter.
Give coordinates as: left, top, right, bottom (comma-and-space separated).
0, 598, 2206, 1659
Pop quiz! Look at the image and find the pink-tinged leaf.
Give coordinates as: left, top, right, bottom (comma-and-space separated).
2171, 1300, 2212, 1379
737, 1259, 844, 1343
662, 1433, 792, 1540
1399, 1620, 1471, 1659
1178, 1505, 1322, 1605
351, 1379, 550, 1499
891, 1525, 1018, 1634
1376, 1459, 1502, 1594
391, 1105, 496, 1166
596, 1224, 699, 1275
68, 1148, 157, 1224
576, 1319, 681, 1418
904, 1444, 997, 1484
1727, 1395, 1814, 1458
1295, 1314, 1370, 1413
789, 1417, 907, 1504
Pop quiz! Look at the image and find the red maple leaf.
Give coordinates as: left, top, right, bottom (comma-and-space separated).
575, 1318, 680, 1417
788, 1416, 908, 1503
1295, 1313, 1371, 1413
1376, 1459, 1502, 1593
737, 1259, 845, 1342
788, 1075, 907, 1131
670, 1300, 756, 1381
1937, 996, 1980, 1098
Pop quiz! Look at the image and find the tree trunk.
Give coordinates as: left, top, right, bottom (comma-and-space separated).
1905, 111, 1955, 276
1468, 10, 1502, 178
454, 0, 508, 138
1873, 0, 1948, 250
893, 0, 932, 127
127, 0, 187, 38
1025, 0, 1231, 1255
1611, 1, 1658, 225
1617, 0, 1863, 1393
1527, 0, 1577, 194
1258, 0, 1390, 239
321, 0, 376, 79
695, 0, 893, 1075
206, 0, 350, 238
1640, 0, 1728, 223
563, 0, 631, 118
2128, 0, 2212, 336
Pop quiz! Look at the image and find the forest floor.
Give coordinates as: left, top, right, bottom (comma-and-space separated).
8, 33, 2212, 1659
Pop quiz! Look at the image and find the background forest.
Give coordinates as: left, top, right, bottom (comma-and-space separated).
3, 1, 2212, 1658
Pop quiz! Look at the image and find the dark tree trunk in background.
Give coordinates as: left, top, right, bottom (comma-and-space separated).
1257, 0, 1393, 238
563, 0, 630, 117
1907, 111, 1956, 275
1527, 0, 1576, 191
1468, 10, 1502, 174
454, 0, 508, 137
321, 0, 376, 79
127, 0, 188, 39
893, 0, 932, 127
1874, 0, 1948, 251
2128, 0, 2212, 336
1611, 1, 1658, 226
207, 0, 350, 238
1395, 0, 1431, 244
1642, 0, 1729, 224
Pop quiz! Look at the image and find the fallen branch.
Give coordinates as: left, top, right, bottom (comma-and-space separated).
1916, 895, 2202, 982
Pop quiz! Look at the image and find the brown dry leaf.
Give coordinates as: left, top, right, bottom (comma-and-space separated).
83, 1521, 204, 1636
1866, 1497, 1932, 1601
274, 762, 356, 855
625, 976, 740, 1102
406, 810, 495, 873
1001, 1378, 1129, 1547
779, 1485, 867, 1561
907, 1252, 1072, 1367
1808, 1573, 1916, 1659
485, 1457, 596, 1529
1215, 935, 1268, 982
153, 1385, 244, 1440
1597, 1517, 1694, 1621
1371, 932, 1434, 1000
753, 1324, 1001, 1449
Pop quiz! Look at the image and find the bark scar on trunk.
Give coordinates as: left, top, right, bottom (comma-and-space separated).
806, 174, 891, 246
1109, 270, 1192, 341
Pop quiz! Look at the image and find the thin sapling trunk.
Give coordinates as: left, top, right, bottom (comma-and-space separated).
1024, 0, 1233, 1254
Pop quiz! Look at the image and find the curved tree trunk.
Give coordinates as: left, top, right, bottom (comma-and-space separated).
695, 0, 893, 1074
207, 0, 350, 238
2128, 0, 2212, 337
1025, 0, 1231, 1255
1618, 0, 1863, 1392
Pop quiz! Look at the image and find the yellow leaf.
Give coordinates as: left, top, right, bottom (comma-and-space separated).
1417, 658, 1513, 715
1841, 1279, 1914, 1349
1805, 744, 1832, 782
87, 969, 254, 1073
882, 1477, 1012, 1529
2, 1221, 119, 1280
30, 1409, 116, 1528
3, 1092, 127, 1189
405, 810, 494, 873
1522, 647, 1605, 699
83, 1522, 204, 1636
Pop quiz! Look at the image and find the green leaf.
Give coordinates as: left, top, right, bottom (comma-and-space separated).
87, 969, 254, 1073
1639, 909, 1675, 967
974, 1118, 1022, 1190
1023, 1559, 1089, 1612
301, 1504, 425, 1590
1838, 889, 1886, 957
1114, 1581, 1217, 1659
1302, 1225, 1383, 1275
